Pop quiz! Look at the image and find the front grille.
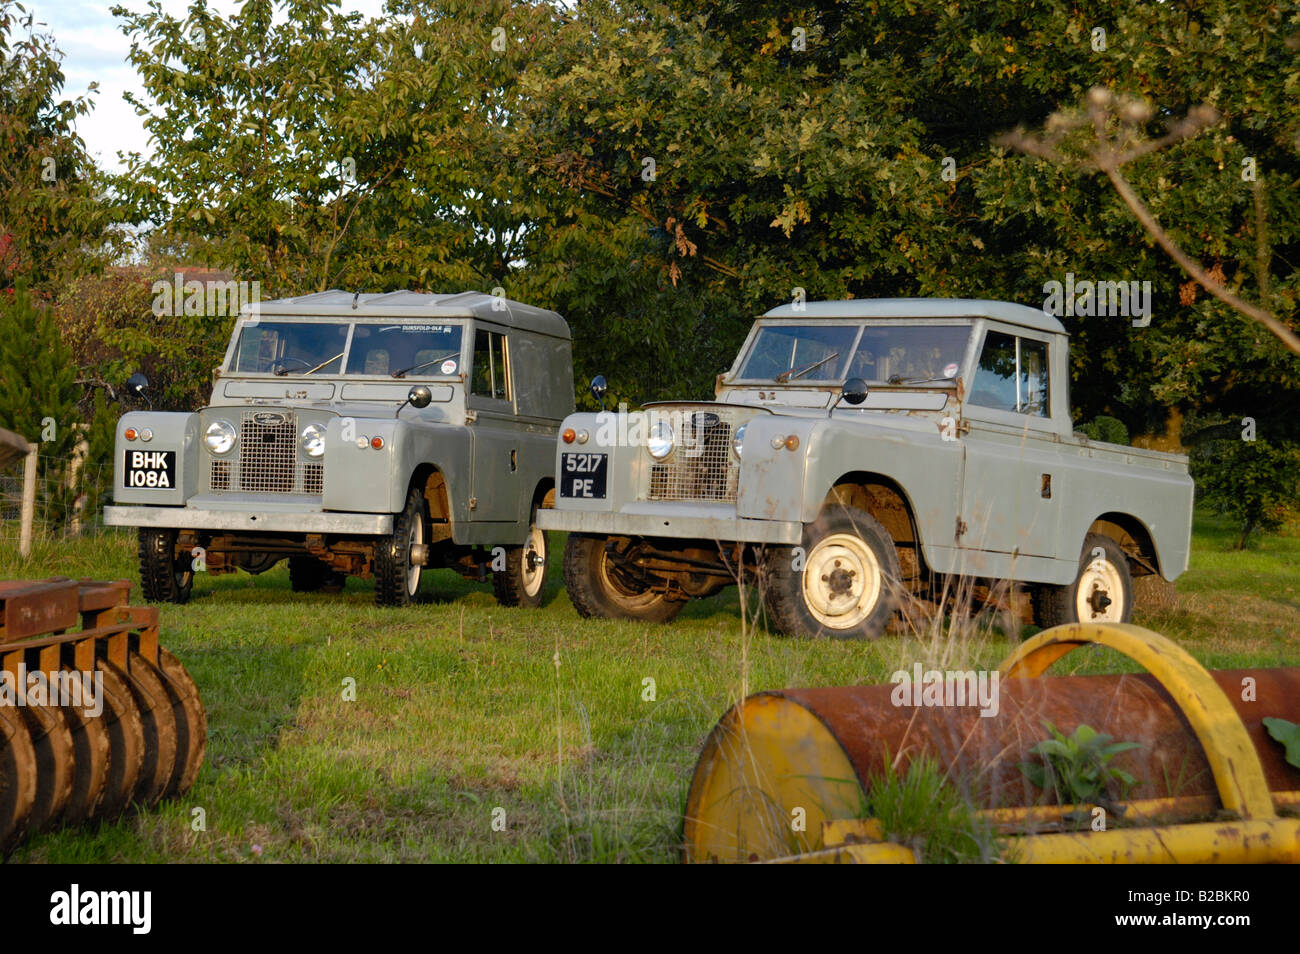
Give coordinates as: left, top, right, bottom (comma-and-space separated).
201, 410, 325, 496
210, 460, 230, 490
648, 408, 740, 502
239, 413, 296, 492
303, 463, 324, 495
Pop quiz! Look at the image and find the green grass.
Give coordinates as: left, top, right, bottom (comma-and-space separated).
0, 509, 1296, 863
860, 756, 1003, 863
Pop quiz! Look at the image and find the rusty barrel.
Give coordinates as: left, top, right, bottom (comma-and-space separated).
683, 667, 1300, 863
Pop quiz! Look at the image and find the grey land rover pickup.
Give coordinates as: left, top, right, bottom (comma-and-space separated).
104, 290, 573, 608
538, 298, 1194, 639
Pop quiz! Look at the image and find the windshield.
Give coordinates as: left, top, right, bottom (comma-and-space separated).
347, 323, 462, 377
846, 325, 971, 384
737, 323, 971, 384
233, 321, 349, 375
737, 325, 859, 381
230, 321, 464, 377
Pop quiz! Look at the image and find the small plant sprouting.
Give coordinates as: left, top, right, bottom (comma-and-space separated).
1262, 717, 1300, 770
1018, 721, 1140, 819
861, 756, 1002, 863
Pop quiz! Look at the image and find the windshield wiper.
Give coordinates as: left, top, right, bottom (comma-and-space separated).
392, 351, 460, 379
886, 374, 957, 386
777, 352, 840, 383
302, 352, 345, 375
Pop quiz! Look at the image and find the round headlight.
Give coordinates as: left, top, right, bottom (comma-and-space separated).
732, 422, 746, 459
647, 420, 675, 460
204, 420, 236, 455
301, 423, 326, 458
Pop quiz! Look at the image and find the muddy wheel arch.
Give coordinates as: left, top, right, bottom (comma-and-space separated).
823, 473, 926, 589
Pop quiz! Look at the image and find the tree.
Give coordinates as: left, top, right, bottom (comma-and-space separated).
110, 0, 1300, 449
0, 1, 122, 294
112, 0, 559, 296
1194, 436, 1300, 548
0, 283, 83, 527
513, 0, 1300, 416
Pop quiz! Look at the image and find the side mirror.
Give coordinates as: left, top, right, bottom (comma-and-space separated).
407, 385, 433, 409
829, 377, 868, 417
126, 372, 152, 408
841, 378, 869, 406
589, 374, 608, 411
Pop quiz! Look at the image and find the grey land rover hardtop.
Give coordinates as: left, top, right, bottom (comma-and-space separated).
104, 290, 573, 608
539, 298, 1194, 638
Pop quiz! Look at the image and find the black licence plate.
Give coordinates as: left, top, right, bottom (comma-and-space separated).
560, 453, 607, 498
123, 449, 176, 489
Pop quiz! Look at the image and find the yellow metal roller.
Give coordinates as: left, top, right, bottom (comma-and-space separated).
684, 624, 1300, 864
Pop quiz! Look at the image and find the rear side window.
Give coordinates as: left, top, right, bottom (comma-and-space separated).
472, 329, 509, 401
969, 331, 1049, 417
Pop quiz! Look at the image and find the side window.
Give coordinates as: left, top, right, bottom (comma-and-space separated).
471, 329, 509, 401
1018, 339, 1049, 417
969, 331, 1049, 417
969, 331, 1018, 412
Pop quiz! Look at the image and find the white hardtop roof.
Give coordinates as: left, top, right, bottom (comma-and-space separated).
243, 289, 571, 339
761, 297, 1067, 336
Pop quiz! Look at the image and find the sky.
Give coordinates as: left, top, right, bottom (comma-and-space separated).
23, 0, 386, 174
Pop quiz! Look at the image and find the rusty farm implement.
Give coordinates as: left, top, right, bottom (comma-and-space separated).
684, 623, 1300, 864
0, 578, 206, 853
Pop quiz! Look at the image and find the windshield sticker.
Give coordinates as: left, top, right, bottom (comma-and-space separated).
943, 362, 959, 378
441, 359, 457, 374
376, 324, 452, 333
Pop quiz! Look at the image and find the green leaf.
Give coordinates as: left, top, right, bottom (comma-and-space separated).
1263, 718, 1300, 770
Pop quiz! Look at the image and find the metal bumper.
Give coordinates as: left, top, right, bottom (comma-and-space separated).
103, 505, 393, 536
536, 502, 801, 545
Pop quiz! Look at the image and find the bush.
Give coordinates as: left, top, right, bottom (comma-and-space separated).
1193, 437, 1300, 549
1079, 415, 1130, 446
0, 284, 84, 526
58, 266, 230, 412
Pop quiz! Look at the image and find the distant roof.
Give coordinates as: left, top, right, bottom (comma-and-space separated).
761, 298, 1067, 335
245, 290, 571, 339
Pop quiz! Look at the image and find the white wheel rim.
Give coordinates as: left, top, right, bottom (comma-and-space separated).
522, 527, 546, 598
406, 514, 424, 597
1077, 556, 1124, 622
801, 532, 882, 629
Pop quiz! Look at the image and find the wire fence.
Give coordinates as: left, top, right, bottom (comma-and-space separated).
0, 453, 116, 549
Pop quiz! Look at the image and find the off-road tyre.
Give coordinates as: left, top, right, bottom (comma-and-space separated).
762, 504, 901, 639
1032, 533, 1134, 629
373, 486, 428, 607
493, 518, 549, 609
562, 534, 685, 623
137, 528, 193, 605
